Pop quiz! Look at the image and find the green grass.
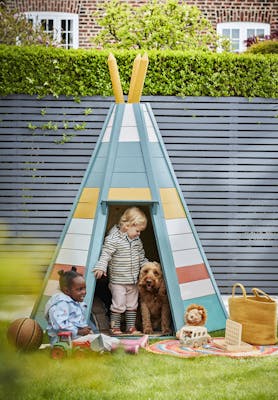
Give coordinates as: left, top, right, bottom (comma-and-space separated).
1, 321, 277, 400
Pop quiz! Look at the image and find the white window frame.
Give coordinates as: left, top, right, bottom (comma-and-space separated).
25, 12, 79, 49
217, 22, 270, 53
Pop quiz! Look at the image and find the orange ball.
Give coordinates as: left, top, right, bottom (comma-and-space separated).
7, 318, 43, 352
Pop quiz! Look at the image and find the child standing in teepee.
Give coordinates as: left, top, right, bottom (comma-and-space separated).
93, 207, 148, 335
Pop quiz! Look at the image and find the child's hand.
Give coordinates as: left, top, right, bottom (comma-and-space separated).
78, 326, 92, 336
94, 269, 106, 279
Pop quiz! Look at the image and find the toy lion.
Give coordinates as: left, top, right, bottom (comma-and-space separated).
176, 304, 208, 340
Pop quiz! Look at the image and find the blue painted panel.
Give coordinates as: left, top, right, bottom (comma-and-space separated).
182, 294, 227, 332
114, 157, 145, 172
85, 172, 105, 187
90, 157, 108, 173
156, 172, 174, 188
152, 158, 174, 187
111, 172, 149, 187
148, 142, 164, 157
117, 142, 143, 157
97, 142, 110, 157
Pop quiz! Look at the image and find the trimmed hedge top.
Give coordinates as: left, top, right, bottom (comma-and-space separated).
0, 45, 277, 98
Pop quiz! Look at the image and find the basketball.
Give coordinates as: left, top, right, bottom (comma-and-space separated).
7, 317, 43, 352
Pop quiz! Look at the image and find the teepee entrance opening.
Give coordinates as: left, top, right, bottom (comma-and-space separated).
91, 203, 174, 336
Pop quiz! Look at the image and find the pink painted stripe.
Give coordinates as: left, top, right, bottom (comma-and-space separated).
50, 264, 86, 280
176, 263, 209, 284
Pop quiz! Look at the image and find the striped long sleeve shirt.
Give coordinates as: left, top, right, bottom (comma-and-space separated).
93, 225, 148, 285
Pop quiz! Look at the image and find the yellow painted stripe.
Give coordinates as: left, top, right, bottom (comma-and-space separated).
73, 188, 100, 219
74, 203, 97, 219
79, 188, 100, 202
108, 188, 152, 200
160, 188, 186, 219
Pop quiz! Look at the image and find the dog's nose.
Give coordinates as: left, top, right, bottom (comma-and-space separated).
146, 279, 152, 285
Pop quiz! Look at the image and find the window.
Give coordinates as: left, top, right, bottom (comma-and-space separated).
217, 22, 270, 52
25, 12, 79, 49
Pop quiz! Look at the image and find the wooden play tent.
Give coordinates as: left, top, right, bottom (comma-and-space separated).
32, 54, 227, 333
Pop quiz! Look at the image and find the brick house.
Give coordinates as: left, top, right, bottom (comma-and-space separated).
5, 0, 278, 51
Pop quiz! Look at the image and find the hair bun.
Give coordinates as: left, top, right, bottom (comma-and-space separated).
71, 266, 77, 272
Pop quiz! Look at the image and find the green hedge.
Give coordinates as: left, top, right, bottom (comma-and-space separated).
247, 40, 278, 55
0, 45, 277, 98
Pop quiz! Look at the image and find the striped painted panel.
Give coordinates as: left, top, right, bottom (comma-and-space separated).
119, 104, 139, 142
56, 248, 88, 266
175, 263, 209, 283
179, 278, 215, 300
102, 109, 115, 142
73, 188, 99, 219
160, 188, 186, 219
140, 103, 227, 331
141, 104, 158, 142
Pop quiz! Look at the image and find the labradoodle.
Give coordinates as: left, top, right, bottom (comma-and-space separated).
138, 261, 172, 335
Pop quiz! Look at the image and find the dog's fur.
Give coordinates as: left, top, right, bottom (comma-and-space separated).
138, 261, 172, 335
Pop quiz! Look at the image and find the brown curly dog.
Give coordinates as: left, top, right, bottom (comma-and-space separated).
138, 261, 172, 335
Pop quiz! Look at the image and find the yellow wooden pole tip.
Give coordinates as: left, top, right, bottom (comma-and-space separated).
128, 53, 149, 103
127, 54, 141, 103
107, 53, 124, 103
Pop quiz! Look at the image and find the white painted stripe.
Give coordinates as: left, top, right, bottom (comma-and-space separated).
108, 110, 115, 126
44, 280, 61, 297
172, 248, 203, 268
168, 233, 197, 251
166, 218, 191, 235
179, 278, 215, 300
61, 233, 91, 251
122, 104, 136, 126
147, 126, 157, 142
142, 108, 158, 142
67, 218, 94, 235
56, 248, 88, 266
119, 126, 139, 141
102, 126, 112, 142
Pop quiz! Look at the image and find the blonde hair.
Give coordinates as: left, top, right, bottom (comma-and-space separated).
119, 207, 147, 230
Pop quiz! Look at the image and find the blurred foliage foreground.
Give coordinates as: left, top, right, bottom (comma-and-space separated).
0, 230, 54, 296
0, 226, 54, 324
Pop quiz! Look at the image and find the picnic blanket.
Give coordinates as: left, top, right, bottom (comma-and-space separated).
146, 338, 278, 359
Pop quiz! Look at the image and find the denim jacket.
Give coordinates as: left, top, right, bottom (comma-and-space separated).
44, 292, 94, 345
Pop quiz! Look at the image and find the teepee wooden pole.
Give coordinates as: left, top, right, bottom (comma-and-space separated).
127, 54, 141, 103
107, 53, 124, 103
128, 53, 149, 103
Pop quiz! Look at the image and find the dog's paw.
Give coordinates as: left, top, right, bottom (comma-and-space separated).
161, 328, 172, 336
143, 327, 154, 335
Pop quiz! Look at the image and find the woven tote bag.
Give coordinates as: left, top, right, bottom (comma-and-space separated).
228, 283, 277, 345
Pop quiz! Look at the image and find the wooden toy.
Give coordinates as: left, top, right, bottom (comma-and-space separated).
178, 326, 210, 348
213, 319, 253, 352
50, 331, 148, 358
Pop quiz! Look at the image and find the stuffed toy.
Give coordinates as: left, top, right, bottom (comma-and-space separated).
176, 304, 208, 340
184, 304, 207, 326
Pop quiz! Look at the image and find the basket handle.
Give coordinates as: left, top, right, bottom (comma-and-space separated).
232, 282, 247, 298
252, 287, 274, 302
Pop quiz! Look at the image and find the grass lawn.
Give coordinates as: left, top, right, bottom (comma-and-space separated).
1, 320, 277, 400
